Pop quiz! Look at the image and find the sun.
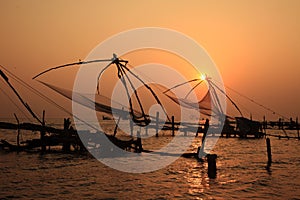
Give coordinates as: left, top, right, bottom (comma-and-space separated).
200, 73, 207, 81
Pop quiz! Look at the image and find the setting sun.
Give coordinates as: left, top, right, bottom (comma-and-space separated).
200, 73, 207, 81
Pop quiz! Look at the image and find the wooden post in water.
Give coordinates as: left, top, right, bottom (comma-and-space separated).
263, 115, 266, 132
266, 138, 272, 165
171, 116, 175, 137
41, 110, 46, 154
14, 113, 20, 152
207, 154, 217, 178
278, 118, 281, 130
145, 126, 148, 136
63, 118, 72, 152
296, 117, 299, 140
156, 111, 159, 137
130, 119, 134, 137
135, 130, 143, 153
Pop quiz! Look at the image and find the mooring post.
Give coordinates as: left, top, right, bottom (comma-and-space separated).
156, 111, 159, 137
278, 118, 281, 129
263, 115, 266, 133
207, 154, 217, 179
14, 113, 20, 152
62, 118, 71, 152
136, 130, 143, 153
130, 119, 134, 137
198, 120, 209, 160
171, 116, 175, 137
41, 110, 46, 153
145, 126, 148, 136
296, 117, 299, 140
266, 138, 272, 165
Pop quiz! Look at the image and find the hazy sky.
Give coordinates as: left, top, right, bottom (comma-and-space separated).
0, 0, 299, 120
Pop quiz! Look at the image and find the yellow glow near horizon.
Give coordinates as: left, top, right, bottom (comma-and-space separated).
200, 74, 206, 81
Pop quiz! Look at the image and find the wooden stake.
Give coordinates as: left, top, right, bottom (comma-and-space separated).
207, 154, 217, 178
266, 138, 272, 165
113, 115, 122, 137
145, 126, 148, 136
171, 116, 175, 137
278, 118, 281, 129
156, 111, 159, 137
14, 113, 20, 152
130, 119, 133, 137
41, 110, 46, 153
135, 130, 142, 153
263, 115, 266, 132
296, 117, 299, 140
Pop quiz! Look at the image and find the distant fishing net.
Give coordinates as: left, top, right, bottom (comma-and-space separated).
164, 90, 213, 117
163, 78, 225, 120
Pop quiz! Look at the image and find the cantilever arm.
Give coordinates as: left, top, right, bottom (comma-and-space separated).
121, 63, 171, 122
184, 80, 204, 99
32, 59, 112, 80
209, 80, 243, 117
0, 69, 43, 124
96, 59, 128, 94
163, 78, 200, 94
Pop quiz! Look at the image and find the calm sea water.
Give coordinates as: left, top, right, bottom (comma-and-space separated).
0, 120, 300, 200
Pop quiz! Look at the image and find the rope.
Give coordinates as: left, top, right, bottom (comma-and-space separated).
121, 59, 173, 95
0, 64, 100, 131
0, 83, 32, 122
213, 78, 289, 120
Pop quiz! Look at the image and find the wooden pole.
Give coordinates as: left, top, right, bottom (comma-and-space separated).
14, 113, 20, 152
113, 115, 122, 137
156, 111, 159, 137
41, 110, 46, 153
145, 126, 148, 136
130, 119, 134, 137
266, 138, 272, 165
62, 118, 71, 152
207, 154, 217, 178
263, 115, 266, 132
278, 118, 281, 129
296, 117, 299, 140
114, 107, 124, 137
198, 128, 207, 159
135, 130, 142, 153
171, 116, 175, 137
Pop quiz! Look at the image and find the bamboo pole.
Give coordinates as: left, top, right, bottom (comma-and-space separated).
41, 110, 46, 153
145, 126, 148, 136
266, 138, 272, 165
156, 111, 159, 137
130, 119, 133, 137
13, 113, 20, 152
263, 115, 266, 132
171, 116, 175, 137
296, 117, 299, 140
136, 130, 142, 153
113, 108, 124, 137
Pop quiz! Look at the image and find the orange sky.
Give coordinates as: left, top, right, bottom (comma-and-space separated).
0, 0, 300, 120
